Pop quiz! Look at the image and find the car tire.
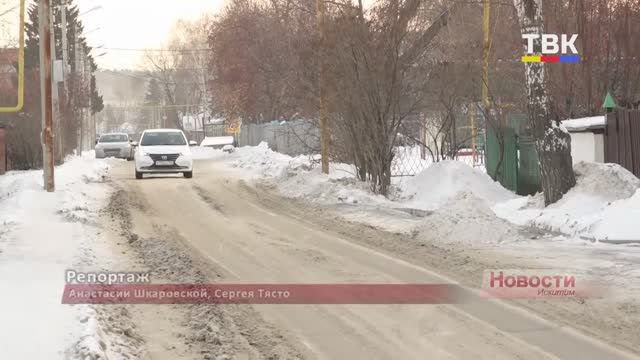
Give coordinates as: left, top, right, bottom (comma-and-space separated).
183, 171, 193, 179
135, 171, 143, 180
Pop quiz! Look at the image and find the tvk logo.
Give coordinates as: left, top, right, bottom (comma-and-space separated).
521, 34, 580, 63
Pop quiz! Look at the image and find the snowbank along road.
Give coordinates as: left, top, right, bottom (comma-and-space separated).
102, 155, 639, 360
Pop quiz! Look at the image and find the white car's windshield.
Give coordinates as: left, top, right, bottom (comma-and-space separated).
99, 134, 128, 143
141, 132, 186, 146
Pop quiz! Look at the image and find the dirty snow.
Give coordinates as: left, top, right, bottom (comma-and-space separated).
0, 152, 138, 359
399, 160, 517, 210
494, 162, 640, 241
224, 143, 639, 244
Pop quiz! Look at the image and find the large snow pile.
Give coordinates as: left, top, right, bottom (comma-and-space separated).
278, 163, 391, 206
594, 190, 640, 241
414, 192, 521, 245
230, 142, 293, 178
494, 162, 640, 240
229, 142, 391, 205
400, 160, 517, 210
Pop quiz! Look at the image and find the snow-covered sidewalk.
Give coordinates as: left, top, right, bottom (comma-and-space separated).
0, 153, 129, 358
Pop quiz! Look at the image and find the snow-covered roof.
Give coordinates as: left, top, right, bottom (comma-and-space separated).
561, 116, 606, 132
201, 136, 234, 147
207, 118, 226, 125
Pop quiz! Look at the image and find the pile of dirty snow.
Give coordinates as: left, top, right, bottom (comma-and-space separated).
400, 160, 517, 210
414, 192, 521, 245
229, 142, 293, 178
494, 162, 640, 240
278, 165, 391, 205
228, 142, 392, 205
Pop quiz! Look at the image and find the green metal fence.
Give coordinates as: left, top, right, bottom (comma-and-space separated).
485, 114, 541, 195
486, 126, 518, 192
517, 135, 541, 195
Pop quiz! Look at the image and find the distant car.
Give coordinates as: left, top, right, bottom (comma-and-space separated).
134, 129, 193, 179
95, 133, 134, 160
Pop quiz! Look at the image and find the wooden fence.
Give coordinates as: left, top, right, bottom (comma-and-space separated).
605, 109, 640, 178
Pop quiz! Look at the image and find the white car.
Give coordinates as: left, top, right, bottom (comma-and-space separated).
134, 129, 193, 179
95, 133, 134, 160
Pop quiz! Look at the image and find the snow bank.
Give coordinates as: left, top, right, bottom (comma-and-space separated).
278, 164, 391, 205
225, 144, 639, 243
0, 153, 116, 359
593, 189, 640, 241
494, 162, 640, 240
230, 142, 293, 178
400, 160, 517, 210
229, 142, 391, 205
414, 192, 521, 245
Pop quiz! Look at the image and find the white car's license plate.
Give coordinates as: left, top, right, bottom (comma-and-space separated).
155, 160, 174, 166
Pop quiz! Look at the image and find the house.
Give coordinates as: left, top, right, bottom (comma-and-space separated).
561, 116, 606, 164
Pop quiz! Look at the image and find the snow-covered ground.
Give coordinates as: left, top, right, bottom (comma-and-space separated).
3, 144, 638, 357
201, 142, 640, 353
209, 142, 640, 244
0, 153, 139, 359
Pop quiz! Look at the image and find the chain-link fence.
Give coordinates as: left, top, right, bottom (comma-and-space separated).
223, 118, 485, 176
390, 145, 485, 176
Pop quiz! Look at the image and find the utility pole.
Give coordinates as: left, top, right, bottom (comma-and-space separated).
74, 23, 82, 151
60, 0, 69, 155
482, 0, 491, 111
39, 0, 55, 192
49, 2, 61, 162
60, 1, 68, 93
85, 49, 91, 151
479, 0, 491, 166
316, 0, 329, 174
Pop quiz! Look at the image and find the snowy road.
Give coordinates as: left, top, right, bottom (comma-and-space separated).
107, 157, 637, 360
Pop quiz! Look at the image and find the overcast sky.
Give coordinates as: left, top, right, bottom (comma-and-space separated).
77, 0, 226, 70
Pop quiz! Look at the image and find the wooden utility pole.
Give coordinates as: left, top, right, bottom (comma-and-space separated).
316, 0, 329, 174
479, 0, 491, 166
48, 2, 62, 162
482, 0, 491, 111
39, 0, 55, 192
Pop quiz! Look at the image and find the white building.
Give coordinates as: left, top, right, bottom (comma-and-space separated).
561, 116, 606, 164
